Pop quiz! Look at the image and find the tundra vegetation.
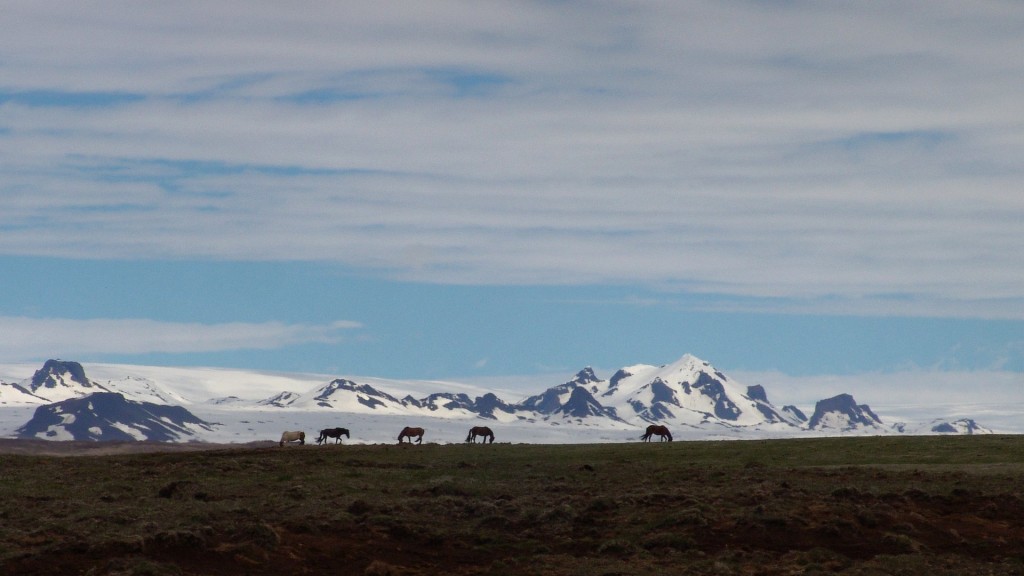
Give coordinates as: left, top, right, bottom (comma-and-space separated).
1, 435, 1022, 575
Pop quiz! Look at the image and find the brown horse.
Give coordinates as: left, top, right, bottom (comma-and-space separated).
640, 424, 672, 442
398, 426, 424, 444
316, 427, 350, 445
465, 426, 495, 444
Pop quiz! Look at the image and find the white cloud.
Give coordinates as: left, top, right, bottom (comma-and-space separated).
0, 316, 361, 360
1, 1, 1023, 319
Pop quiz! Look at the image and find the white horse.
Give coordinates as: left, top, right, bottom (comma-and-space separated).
280, 430, 305, 447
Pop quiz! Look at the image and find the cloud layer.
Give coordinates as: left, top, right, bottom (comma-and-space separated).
0, 316, 360, 360
2, 1, 1022, 318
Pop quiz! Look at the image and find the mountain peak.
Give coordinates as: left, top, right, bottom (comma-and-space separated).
572, 367, 600, 385
930, 418, 992, 435
31, 359, 90, 390
16, 391, 215, 442
555, 387, 609, 419
807, 394, 882, 431
26, 359, 107, 402
671, 353, 709, 370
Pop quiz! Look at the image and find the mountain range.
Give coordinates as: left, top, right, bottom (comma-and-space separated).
0, 355, 994, 443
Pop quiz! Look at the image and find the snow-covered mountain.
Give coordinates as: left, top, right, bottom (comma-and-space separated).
16, 392, 216, 442
891, 418, 994, 435
22, 359, 111, 402
0, 379, 47, 404
515, 355, 803, 431
0, 354, 1006, 443
596, 355, 801, 428
929, 418, 993, 434
807, 394, 884, 432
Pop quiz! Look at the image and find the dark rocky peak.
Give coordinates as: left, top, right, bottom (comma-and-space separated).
517, 381, 578, 414
807, 393, 882, 430
419, 392, 474, 412
318, 379, 403, 405
30, 359, 95, 392
571, 367, 601, 386
783, 405, 808, 423
474, 392, 515, 418
16, 392, 215, 442
555, 386, 607, 418
314, 379, 357, 400
683, 372, 741, 421
258, 391, 299, 407
746, 385, 769, 403
603, 368, 633, 396
745, 385, 794, 424
931, 418, 991, 434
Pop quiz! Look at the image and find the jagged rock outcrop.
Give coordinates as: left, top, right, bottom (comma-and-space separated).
807, 394, 882, 431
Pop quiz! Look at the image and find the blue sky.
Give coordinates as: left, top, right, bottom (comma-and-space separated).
1, 2, 1021, 397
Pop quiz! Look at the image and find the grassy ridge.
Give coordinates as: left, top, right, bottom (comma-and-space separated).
2, 435, 1023, 575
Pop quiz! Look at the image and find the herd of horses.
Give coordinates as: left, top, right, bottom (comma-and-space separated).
280, 423, 673, 446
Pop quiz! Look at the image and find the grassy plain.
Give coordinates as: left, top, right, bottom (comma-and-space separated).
1, 435, 1022, 575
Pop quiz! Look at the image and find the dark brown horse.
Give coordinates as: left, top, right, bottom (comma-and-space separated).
465, 426, 495, 444
316, 427, 350, 445
640, 424, 672, 442
398, 426, 425, 444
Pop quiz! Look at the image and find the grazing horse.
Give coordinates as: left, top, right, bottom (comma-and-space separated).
466, 426, 495, 444
316, 427, 350, 445
280, 430, 305, 447
640, 424, 673, 442
398, 426, 424, 444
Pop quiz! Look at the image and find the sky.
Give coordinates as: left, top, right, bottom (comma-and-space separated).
1, 2, 1021, 400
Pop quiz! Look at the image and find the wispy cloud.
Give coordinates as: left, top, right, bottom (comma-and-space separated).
2, 2, 1022, 319
0, 317, 361, 361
